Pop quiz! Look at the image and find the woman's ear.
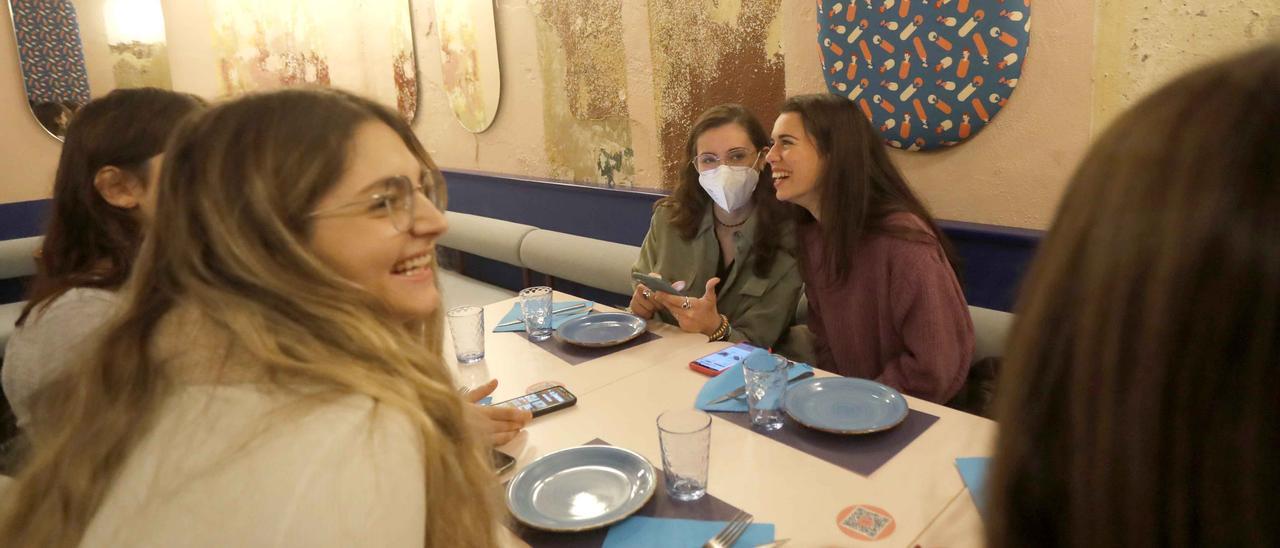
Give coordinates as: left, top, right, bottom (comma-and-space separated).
93, 166, 145, 210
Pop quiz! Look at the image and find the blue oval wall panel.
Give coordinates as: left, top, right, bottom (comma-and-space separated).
818, 0, 1031, 150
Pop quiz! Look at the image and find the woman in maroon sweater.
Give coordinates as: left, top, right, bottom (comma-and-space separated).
764, 94, 973, 403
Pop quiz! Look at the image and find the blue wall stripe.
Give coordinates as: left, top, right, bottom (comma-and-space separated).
443, 169, 1041, 312
0, 199, 50, 240
0, 171, 1042, 311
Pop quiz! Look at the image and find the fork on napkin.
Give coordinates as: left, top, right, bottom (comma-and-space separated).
492, 300, 594, 333
695, 361, 814, 413
601, 516, 775, 548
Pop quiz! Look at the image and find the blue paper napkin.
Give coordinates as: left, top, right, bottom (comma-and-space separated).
602, 516, 774, 548
493, 300, 594, 333
695, 360, 814, 413
955, 457, 990, 521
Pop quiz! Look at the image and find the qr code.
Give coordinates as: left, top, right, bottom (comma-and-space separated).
842, 506, 893, 539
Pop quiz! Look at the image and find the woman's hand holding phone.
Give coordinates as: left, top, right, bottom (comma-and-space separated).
630, 272, 680, 320
653, 277, 725, 337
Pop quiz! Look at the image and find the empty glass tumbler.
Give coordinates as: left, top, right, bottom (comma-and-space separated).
446, 306, 485, 364
657, 408, 711, 501
518, 286, 554, 341
743, 349, 787, 431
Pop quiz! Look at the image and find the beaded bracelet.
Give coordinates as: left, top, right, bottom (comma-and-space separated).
708, 314, 731, 342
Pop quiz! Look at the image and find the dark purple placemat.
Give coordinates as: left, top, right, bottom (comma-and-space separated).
529, 331, 663, 366
710, 409, 939, 477
512, 439, 743, 548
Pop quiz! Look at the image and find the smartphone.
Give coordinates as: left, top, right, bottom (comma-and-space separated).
492, 449, 516, 474
631, 272, 686, 296
690, 342, 761, 376
492, 385, 577, 418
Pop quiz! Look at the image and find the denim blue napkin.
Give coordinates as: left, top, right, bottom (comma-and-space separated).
602, 516, 774, 548
695, 360, 814, 413
955, 457, 990, 521
493, 300, 594, 333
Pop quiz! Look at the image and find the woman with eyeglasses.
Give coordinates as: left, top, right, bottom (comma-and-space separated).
5, 88, 204, 432
0, 89, 506, 546
765, 94, 973, 404
630, 104, 803, 349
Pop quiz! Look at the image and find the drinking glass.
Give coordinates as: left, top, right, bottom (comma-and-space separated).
446, 306, 485, 364
743, 351, 787, 431
657, 409, 711, 501
518, 286, 553, 342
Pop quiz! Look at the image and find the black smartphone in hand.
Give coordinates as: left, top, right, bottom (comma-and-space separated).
631, 272, 687, 296
492, 385, 577, 418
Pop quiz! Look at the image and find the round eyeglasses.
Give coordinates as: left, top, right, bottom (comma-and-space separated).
309, 173, 442, 233
691, 148, 765, 174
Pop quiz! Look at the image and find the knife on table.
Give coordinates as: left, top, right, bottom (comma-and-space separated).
493, 302, 591, 328
706, 370, 814, 405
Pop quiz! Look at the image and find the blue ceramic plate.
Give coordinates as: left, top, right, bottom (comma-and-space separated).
784, 377, 909, 435
554, 312, 646, 347
506, 445, 657, 532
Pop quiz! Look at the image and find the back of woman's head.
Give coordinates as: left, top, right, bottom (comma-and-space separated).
665, 103, 790, 276
0, 88, 496, 547
780, 93, 955, 282
21, 87, 203, 323
990, 44, 1280, 548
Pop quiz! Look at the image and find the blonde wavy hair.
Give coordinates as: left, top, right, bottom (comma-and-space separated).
0, 88, 498, 547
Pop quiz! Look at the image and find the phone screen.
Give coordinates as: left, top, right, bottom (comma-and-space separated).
494, 386, 576, 416
692, 342, 759, 373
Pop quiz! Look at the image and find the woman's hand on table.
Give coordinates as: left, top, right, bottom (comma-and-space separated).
654, 277, 723, 337
464, 379, 533, 446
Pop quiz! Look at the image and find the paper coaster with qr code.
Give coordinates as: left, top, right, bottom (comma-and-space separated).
836, 504, 897, 541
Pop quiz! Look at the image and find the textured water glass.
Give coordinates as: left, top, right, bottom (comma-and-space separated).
657, 409, 711, 501
744, 351, 787, 431
446, 306, 485, 364
518, 286, 554, 342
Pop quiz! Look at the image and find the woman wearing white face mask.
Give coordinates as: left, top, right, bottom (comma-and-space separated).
630, 104, 803, 348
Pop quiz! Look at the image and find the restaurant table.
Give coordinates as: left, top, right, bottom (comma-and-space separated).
447, 292, 994, 547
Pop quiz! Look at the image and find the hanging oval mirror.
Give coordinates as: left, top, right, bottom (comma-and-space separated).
8, 0, 92, 140
8, 0, 172, 141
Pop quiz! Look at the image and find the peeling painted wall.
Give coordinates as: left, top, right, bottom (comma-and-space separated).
1093, 0, 1280, 133
3, 0, 1277, 229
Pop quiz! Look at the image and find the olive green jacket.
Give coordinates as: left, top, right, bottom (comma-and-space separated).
632, 205, 803, 349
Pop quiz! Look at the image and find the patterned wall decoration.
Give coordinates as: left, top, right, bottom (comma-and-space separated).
817, 0, 1031, 150
649, 0, 784, 188
9, 0, 92, 104
209, 0, 418, 121
531, 0, 635, 187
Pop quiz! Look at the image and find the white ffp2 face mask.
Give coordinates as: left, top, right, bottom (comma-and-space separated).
698, 165, 759, 213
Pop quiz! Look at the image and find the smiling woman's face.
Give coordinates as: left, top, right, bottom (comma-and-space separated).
307, 121, 448, 322
766, 112, 825, 216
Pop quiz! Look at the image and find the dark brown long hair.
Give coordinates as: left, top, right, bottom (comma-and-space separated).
988, 44, 1280, 548
18, 88, 204, 325
658, 103, 790, 278
780, 93, 957, 284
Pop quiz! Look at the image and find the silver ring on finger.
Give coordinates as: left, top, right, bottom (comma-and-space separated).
681, 296, 691, 310
642, 288, 653, 299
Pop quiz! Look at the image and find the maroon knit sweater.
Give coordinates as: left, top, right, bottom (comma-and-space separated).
801, 213, 974, 403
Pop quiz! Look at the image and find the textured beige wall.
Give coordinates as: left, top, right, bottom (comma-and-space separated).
1093, 0, 1280, 133
3, 0, 1277, 230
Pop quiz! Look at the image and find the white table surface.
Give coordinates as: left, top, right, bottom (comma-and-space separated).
448, 292, 993, 547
